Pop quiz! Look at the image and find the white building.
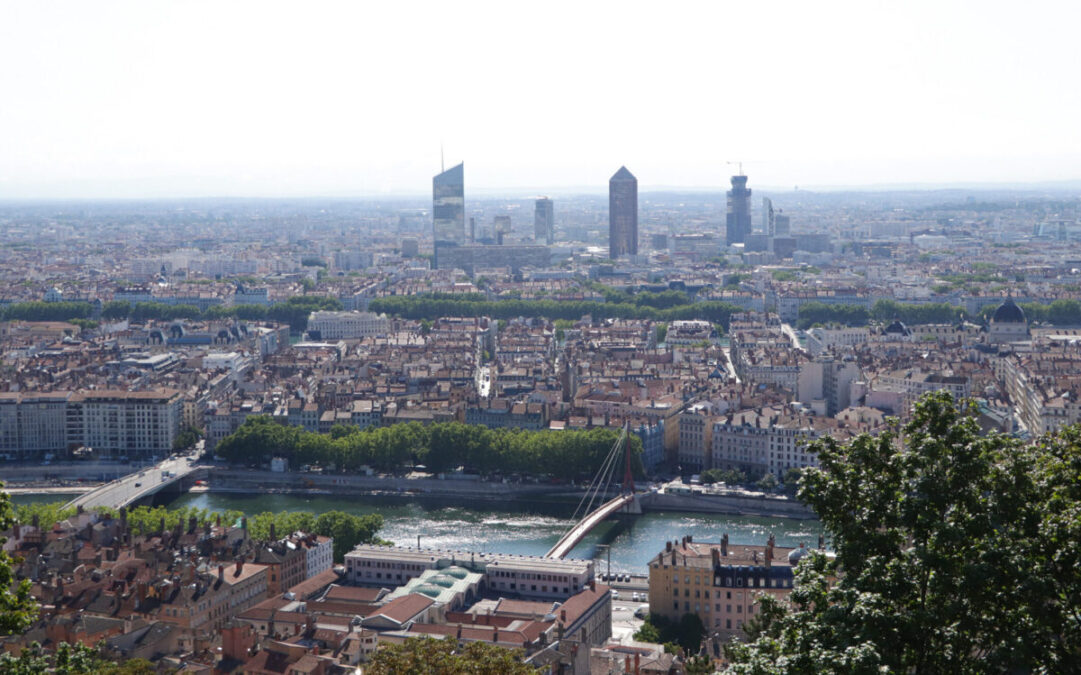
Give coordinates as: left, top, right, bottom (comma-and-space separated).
307, 311, 390, 340
302, 535, 334, 580
345, 545, 594, 601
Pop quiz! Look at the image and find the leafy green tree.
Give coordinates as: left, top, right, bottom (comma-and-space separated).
366, 636, 537, 674
701, 468, 747, 485
313, 511, 385, 562
724, 392, 1081, 674
0, 641, 157, 674
685, 654, 717, 674
172, 424, 202, 451
15, 501, 77, 531
634, 614, 706, 653
0, 484, 37, 635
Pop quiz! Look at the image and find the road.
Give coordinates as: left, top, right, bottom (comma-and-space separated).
476, 365, 492, 398
67, 453, 199, 511
780, 323, 803, 351
610, 596, 649, 643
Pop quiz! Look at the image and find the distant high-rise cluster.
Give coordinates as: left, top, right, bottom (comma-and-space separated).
534, 197, 554, 246
609, 166, 638, 259
762, 197, 775, 236
726, 174, 752, 245
433, 162, 465, 247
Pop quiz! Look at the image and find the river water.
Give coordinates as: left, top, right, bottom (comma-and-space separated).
159, 492, 824, 573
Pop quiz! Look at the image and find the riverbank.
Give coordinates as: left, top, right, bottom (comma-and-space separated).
168, 490, 826, 573
192, 468, 817, 519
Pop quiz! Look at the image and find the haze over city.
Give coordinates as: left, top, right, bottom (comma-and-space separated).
3, 0, 1081, 199
4, 2, 1081, 674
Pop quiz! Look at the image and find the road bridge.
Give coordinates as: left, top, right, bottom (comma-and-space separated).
65, 456, 201, 511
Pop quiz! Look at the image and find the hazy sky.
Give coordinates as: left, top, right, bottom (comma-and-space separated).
2, 0, 1080, 199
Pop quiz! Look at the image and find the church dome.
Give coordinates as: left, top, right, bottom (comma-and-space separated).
992, 299, 1026, 324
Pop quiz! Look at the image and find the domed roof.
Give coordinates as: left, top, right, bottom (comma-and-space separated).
993, 298, 1026, 324
415, 585, 443, 598
787, 545, 808, 564
884, 320, 909, 336
430, 575, 456, 588
442, 566, 469, 579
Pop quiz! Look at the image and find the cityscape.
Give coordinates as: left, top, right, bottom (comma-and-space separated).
2, 1, 1081, 674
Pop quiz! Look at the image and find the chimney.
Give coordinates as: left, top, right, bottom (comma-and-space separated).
666, 541, 672, 553
218, 565, 224, 582
635, 652, 641, 675
12, 524, 19, 541
711, 548, 719, 566
721, 533, 728, 557
188, 516, 197, 534
216, 514, 222, 528
492, 629, 498, 643
625, 655, 632, 674
236, 559, 244, 576
561, 609, 566, 623
687, 535, 693, 543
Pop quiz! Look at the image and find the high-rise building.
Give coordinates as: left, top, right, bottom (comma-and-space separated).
433, 162, 465, 247
725, 174, 752, 246
774, 212, 791, 237
762, 197, 775, 236
609, 166, 638, 258
534, 197, 554, 245
493, 215, 512, 246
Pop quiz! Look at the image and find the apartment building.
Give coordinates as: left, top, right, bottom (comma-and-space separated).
648, 535, 806, 641
307, 311, 390, 340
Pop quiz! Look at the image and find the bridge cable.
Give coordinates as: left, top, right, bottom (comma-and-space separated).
559, 427, 626, 544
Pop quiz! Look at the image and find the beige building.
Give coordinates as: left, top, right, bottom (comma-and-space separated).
648, 535, 813, 641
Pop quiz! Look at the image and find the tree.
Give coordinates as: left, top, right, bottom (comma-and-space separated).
313, 511, 385, 562
0, 641, 157, 674
0, 483, 37, 635
724, 392, 1081, 674
366, 636, 537, 674
755, 472, 777, 491
685, 654, 717, 675
634, 614, 706, 654
173, 424, 202, 451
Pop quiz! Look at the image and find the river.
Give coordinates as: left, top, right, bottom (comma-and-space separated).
159, 491, 824, 573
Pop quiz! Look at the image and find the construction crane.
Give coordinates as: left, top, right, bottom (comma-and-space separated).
727, 160, 744, 176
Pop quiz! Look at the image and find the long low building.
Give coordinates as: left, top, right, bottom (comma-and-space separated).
345, 545, 594, 602
306, 311, 390, 340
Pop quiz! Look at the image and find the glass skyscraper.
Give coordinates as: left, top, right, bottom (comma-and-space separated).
433, 162, 465, 246
609, 166, 638, 258
534, 197, 554, 245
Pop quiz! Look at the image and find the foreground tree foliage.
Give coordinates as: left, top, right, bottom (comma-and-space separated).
366, 636, 537, 675
0, 641, 158, 674
724, 392, 1081, 674
0, 483, 37, 635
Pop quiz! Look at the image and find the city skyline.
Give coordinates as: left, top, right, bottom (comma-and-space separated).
2, 1, 1080, 199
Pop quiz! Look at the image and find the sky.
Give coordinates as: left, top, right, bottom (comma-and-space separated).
1, 0, 1080, 199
